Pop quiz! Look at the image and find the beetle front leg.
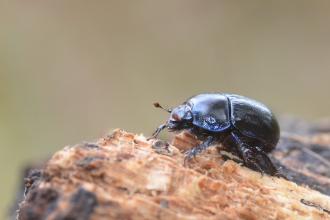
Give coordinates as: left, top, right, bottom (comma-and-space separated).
183, 136, 213, 164
147, 123, 166, 140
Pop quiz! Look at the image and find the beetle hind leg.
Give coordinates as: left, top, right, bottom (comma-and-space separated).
252, 146, 286, 178
231, 131, 285, 178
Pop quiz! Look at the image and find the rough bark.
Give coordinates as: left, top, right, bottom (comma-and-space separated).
16, 127, 330, 220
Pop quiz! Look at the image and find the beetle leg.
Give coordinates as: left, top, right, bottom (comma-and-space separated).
252, 146, 278, 175
231, 131, 286, 178
252, 146, 287, 179
147, 124, 166, 140
231, 131, 267, 176
183, 136, 213, 165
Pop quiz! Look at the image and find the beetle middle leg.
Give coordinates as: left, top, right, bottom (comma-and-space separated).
183, 136, 213, 165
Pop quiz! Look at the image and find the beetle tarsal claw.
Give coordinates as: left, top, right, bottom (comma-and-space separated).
183, 148, 196, 162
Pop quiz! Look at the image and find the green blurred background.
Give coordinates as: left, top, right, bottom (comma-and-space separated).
1, 1, 330, 218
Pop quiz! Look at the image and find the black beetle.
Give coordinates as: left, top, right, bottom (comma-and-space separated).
148, 93, 285, 177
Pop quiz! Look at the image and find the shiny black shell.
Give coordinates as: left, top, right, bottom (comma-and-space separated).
185, 93, 280, 149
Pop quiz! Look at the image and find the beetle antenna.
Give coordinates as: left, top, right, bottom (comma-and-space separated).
153, 102, 171, 113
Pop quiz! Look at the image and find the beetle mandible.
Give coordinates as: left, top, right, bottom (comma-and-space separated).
148, 93, 284, 177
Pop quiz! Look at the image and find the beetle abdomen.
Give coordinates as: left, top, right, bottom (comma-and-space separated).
224, 93, 280, 148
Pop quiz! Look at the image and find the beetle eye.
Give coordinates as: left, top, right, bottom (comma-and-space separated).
172, 113, 179, 121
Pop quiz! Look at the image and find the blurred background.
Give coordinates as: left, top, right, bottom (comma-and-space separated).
1, 0, 330, 218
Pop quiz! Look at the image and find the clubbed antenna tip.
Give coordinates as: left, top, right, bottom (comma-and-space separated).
152, 102, 171, 113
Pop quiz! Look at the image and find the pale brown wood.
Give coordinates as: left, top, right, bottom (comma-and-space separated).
17, 129, 330, 220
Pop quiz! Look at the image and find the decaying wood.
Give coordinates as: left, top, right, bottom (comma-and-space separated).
16, 128, 330, 220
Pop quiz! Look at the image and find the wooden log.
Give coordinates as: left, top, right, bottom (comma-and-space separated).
17, 129, 330, 220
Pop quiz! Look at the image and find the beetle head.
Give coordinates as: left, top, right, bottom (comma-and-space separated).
153, 102, 193, 131
166, 104, 193, 131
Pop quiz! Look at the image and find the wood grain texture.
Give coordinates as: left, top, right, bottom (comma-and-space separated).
17, 129, 330, 220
